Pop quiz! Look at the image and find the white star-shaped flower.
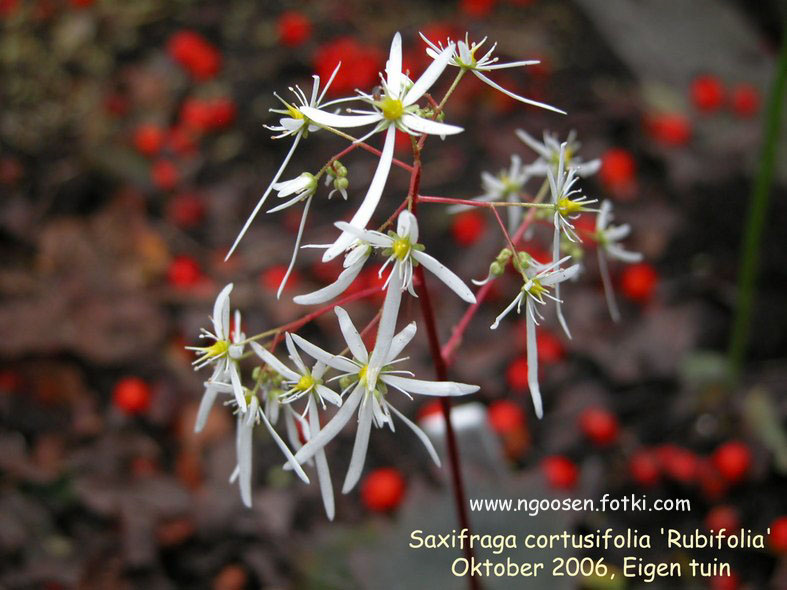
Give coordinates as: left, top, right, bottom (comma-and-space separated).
490, 256, 580, 418
517, 129, 601, 177
299, 32, 463, 262
421, 33, 565, 114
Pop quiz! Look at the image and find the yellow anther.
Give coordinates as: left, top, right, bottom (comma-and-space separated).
557, 197, 584, 216
295, 374, 316, 392
379, 97, 404, 121
528, 279, 547, 298
392, 237, 411, 260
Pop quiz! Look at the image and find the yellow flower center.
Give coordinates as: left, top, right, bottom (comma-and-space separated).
392, 237, 411, 260
379, 97, 404, 121
557, 197, 583, 216
528, 279, 547, 298
205, 340, 229, 358
358, 365, 368, 385
286, 103, 304, 120
295, 374, 316, 392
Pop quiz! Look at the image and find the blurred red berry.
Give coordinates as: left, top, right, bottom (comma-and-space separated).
769, 516, 787, 553
506, 357, 529, 391
133, 124, 165, 157
451, 211, 485, 246
167, 255, 202, 288
69, 0, 93, 6
657, 445, 699, 484
168, 125, 198, 156
620, 263, 657, 303
167, 193, 205, 228
361, 468, 406, 512
542, 456, 578, 490
536, 329, 564, 364
731, 84, 759, 118
113, 377, 152, 415
277, 11, 312, 47
151, 159, 178, 191
487, 400, 525, 435
314, 38, 382, 95
710, 571, 740, 590
690, 75, 725, 112
261, 265, 298, 291
417, 400, 443, 422
600, 148, 636, 192
705, 505, 740, 535
629, 449, 661, 487
646, 113, 691, 146
460, 0, 496, 18
698, 458, 729, 501
168, 31, 221, 81
208, 98, 236, 129
0, 0, 19, 17
712, 441, 751, 484
180, 98, 213, 131
579, 407, 619, 446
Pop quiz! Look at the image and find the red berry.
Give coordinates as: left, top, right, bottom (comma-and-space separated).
712, 441, 751, 484
167, 193, 205, 228
168, 125, 198, 156
730, 84, 759, 118
705, 505, 740, 535
133, 124, 165, 157
542, 456, 578, 490
487, 400, 525, 435
451, 211, 485, 246
277, 11, 312, 47
579, 407, 619, 446
690, 75, 725, 112
460, 0, 496, 18
710, 571, 740, 590
657, 445, 699, 484
620, 263, 657, 303
769, 516, 787, 553
506, 357, 529, 392
417, 400, 443, 422
113, 377, 152, 415
629, 450, 661, 487
313, 38, 382, 96
167, 31, 221, 81
167, 255, 202, 288
360, 468, 406, 512
536, 329, 564, 364
208, 97, 236, 129
646, 113, 691, 146
151, 159, 178, 191
261, 265, 298, 292
180, 98, 213, 131
599, 148, 636, 191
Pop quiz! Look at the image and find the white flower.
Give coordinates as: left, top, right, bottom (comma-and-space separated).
516, 129, 601, 177
490, 256, 580, 418
288, 296, 479, 493
293, 240, 373, 305
547, 142, 597, 338
217, 387, 310, 507
226, 63, 347, 260
250, 335, 341, 519
334, 210, 476, 303
187, 283, 247, 416
421, 33, 565, 114
595, 200, 643, 322
299, 32, 463, 262
452, 155, 531, 233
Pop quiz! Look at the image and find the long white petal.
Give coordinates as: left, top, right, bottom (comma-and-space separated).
597, 200, 612, 231
195, 385, 220, 433
257, 404, 310, 483
388, 404, 441, 467
401, 114, 463, 136
412, 250, 476, 303
473, 71, 566, 114
368, 281, 403, 374
276, 196, 312, 299
237, 417, 253, 507
293, 259, 366, 305
227, 134, 301, 259
381, 374, 479, 397
386, 32, 403, 97
403, 43, 454, 106
229, 363, 247, 412
294, 385, 364, 464
310, 402, 335, 520
335, 307, 369, 363
290, 333, 359, 373
342, 396, 374, 493
515, 129, 551, 159
323, 126, 396, 261
333, 222, 391, 247
525, 300, 544, 419
598, 249, 621, 323
606, 244, 643, 263
299, 107, 381, 129
285, 333, 308, 374
249, 341, 299, 381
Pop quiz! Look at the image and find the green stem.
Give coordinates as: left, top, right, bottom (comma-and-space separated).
727, 28, 787, 380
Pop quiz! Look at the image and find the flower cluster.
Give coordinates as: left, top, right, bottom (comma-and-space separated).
188, 31, 642, 513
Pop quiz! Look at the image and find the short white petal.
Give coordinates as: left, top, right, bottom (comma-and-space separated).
387, 321, 417, 361
249, 341, 300, 381
412, 250, 476, 303
386, 32, 403, 97
335, 307, 369, 363
397, 209, 419, 243
540, 264, 581, 286
317, 384, 343, 406
213, 283, 233, 339
290, 333, 359, 373
403, 43, 454, 106
229, 363, 247, 413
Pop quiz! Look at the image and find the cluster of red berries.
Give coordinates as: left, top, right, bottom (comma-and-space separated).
168, 31, 221, 81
